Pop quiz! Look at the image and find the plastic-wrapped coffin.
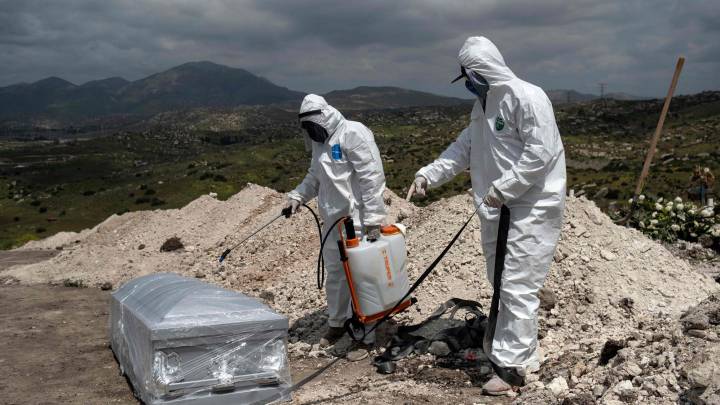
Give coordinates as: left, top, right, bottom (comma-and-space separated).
110, 273, 291, 404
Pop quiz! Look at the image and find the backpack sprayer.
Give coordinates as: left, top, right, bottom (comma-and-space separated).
336, 218, 413, 324
220, 199, 494, 404
315, 204, 482, 343
252, 203, 487, 404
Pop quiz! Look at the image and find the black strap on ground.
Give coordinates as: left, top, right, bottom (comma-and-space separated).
373, 298, 487, 374
345, 204, 481, 342
483, 205, 525, 387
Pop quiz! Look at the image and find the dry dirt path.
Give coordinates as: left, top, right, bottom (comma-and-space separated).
0, 285, 510, 405
0, 250, 58, 271
0, 285, 136, 405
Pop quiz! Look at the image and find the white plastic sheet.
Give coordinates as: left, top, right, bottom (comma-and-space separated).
110, 273, 291, 404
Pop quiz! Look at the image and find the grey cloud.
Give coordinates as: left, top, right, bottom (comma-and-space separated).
0, 0, 718, 97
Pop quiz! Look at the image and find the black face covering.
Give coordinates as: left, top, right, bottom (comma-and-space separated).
301, 121, 329, 143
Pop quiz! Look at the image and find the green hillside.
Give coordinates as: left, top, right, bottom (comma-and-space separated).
1, 91, 718, 249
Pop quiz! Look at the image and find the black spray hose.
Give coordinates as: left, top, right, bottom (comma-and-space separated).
299, 203, 326, 290
218, 202, 324, 265
315, 215, 349, 290
345, 203, 483, 342
219, 213, 284, 262
255, 205, 489, 403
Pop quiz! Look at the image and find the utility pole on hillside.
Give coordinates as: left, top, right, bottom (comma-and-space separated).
598, 82, 607, 99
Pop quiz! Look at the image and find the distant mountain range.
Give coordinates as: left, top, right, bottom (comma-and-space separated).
0, 61, 644, 125
323, 86, 469, 110
546, 89, 645, 105
0, 62, 305, 122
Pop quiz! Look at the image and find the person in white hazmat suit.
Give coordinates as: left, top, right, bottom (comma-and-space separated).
407, 36, 566, 394
284, 94, 387, 360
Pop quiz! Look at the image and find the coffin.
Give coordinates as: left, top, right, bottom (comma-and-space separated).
110, 273, 291, 404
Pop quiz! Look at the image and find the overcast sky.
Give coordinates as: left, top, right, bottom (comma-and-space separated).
1, 0, 718, 98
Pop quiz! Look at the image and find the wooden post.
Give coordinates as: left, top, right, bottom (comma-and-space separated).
616, 56, 685, 224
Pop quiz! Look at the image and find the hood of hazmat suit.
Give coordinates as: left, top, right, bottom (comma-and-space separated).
416, 36, 566, 375
288, 94, 387, 338
288, 94, 387, 226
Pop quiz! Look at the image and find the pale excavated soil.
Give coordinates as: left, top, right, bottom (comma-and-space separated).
2, 183, 718, 404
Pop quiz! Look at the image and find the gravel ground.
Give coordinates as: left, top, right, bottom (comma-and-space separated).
2, 183, 719, 404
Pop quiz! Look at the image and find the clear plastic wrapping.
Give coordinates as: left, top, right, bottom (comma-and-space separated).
110, 273, 292, 404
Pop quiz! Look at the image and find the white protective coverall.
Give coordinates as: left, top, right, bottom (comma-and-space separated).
416, 37, 566, 373
288, 94, 387, 341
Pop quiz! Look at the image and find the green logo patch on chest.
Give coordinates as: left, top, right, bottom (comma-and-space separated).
495, 116, 505, 131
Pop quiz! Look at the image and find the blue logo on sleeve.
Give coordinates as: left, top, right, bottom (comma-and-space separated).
331, 144, 342, 160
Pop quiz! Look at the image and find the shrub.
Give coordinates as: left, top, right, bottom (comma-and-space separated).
150, 198, 166, 207
160, 237, 184, 252
624, 195, 719, 251
63, 279, 86, 288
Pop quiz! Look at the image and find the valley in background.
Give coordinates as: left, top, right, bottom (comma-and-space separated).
1, 90, 718, 249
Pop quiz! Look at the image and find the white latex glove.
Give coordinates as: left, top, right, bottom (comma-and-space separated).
483, 186, 505, 208
282, 198, 301, 217
406, 176, 428, 201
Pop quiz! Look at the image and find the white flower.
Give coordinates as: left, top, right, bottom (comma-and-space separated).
701, 208, 714, 218
689, 209, 696, 215
650, 219, 659, 225
638, 195, 646, 201
663, 205, 673, 213
670, 211, 676, 217
691, 232, 698, 238
652, 211, 658, 218
711, 225, 720, 237
657, 197, 664, 203
675, 203, 684, 211
655, 203, 663, 211
628, 198, 634, 204
674, 197, 682, 203
671, 224, 680, 231
639, 221, 645, 228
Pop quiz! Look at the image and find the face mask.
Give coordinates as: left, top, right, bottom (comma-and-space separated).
465, 79, 480, 97
465, 71, 489, 101
301, 121, 329, 143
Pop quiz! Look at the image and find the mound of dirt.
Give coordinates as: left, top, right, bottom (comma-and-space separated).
4, 184, 718, 404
